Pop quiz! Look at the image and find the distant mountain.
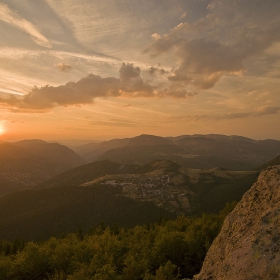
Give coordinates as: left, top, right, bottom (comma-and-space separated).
0, 159, 258, 240
73, 134, 280, 170
98, 144, 184, 165
72, 135, 172, 159
0, 140, 84, 195
72, 135, 175, 162
72, 138, 130, 160
14, 140, 84, 169
56, 139, 99, 147
126, 134, 173, 146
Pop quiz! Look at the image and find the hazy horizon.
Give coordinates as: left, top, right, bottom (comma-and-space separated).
0, 1, 279, 141
3, 132, 280, 148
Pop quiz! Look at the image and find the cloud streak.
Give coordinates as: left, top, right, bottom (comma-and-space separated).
172, 106, 280, 122
0, 3, 52, 48
91, 118, 140, 127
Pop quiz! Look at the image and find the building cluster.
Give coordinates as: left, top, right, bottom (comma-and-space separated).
0, 172, 33, 185
102, 174, 186, 200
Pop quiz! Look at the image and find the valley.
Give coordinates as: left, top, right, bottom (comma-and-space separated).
0, 158, 258, 241
0, 134, 277, 241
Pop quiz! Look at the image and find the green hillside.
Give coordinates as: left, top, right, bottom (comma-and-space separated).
0, 184, 174, 241
36, 160, 139, 189
0, 204, 235, 280
98, 144, 184, 165
194, 171, 258, 213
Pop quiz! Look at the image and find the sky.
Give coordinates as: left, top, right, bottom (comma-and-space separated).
0, 0, 279, 142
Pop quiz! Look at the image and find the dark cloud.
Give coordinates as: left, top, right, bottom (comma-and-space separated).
147, 66, 168, 75
119, 63, 154, 96
57, 62, 72, 72
157, 86, 197, 99
119, 63, 140, 82
254, 105, 280, 116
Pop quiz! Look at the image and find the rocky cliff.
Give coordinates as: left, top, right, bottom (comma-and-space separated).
194, 165, 280, 280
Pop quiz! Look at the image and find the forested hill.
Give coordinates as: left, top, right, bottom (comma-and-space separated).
0, 184, 175, 241
0, 203, 235, 279
0, 140, 84, 195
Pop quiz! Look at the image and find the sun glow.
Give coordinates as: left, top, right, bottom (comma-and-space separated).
0, 121, 7, 135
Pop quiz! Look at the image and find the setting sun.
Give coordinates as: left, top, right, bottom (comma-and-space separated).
0, 122, 6, 135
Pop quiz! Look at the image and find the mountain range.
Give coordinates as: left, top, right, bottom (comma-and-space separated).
1, 133, 279, 196
72, 134, 280, 170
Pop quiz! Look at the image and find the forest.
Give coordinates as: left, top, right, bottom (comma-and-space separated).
0, 202, 235, 280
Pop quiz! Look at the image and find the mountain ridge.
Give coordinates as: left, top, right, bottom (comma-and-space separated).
72, 134, 280, 170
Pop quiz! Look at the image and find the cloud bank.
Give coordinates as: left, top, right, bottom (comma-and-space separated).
145, 1, 280, 90
0, 63, 155, 111
0, 63, 198, 112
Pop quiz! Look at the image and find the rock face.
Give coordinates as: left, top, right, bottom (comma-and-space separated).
194, 165, 280, 280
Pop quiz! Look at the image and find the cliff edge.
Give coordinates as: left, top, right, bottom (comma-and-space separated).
194, 165, 280, 280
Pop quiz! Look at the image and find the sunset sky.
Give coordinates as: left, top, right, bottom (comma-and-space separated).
0, 0, 279, 142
